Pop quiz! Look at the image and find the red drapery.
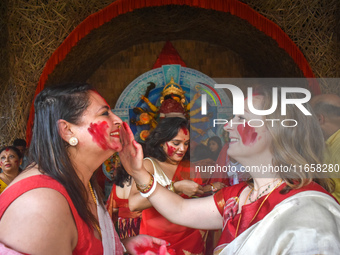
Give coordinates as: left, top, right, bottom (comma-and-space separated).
152, 41, 187, 69
26, 0, 319, 144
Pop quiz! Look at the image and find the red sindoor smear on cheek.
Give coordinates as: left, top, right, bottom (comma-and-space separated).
88, 121, 110, 150
166, 143, 176, 156
237, 123, 258, 145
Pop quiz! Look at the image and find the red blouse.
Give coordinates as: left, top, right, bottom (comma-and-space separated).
0, 175, 103, 255
213, 181, 333, 246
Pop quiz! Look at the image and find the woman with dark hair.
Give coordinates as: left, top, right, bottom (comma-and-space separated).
207, 136, 222, 161
106, 165, 142, 239
129, 117, 207, 255
0, 146, 22, 194
120, 87, 340, 254
144, 117, 190, 162
0, 83, 167, 254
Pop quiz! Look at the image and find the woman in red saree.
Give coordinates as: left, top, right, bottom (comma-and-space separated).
106, 165, 142, 239
129, 117, 207, 255
121, 87, 340, 254
0, 83, 171, 255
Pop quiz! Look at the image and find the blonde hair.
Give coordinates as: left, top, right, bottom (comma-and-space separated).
253, 86, 334, 193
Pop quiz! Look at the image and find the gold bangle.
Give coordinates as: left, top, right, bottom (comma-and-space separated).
210, 183, 217, 192
168, 181, 176, 193
136, 172, 154, 193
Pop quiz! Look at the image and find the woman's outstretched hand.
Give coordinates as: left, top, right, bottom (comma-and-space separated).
174, 180, 204, 197
119, 122, 152, 187
119, 122, 144, 176
122, 234, 175, 255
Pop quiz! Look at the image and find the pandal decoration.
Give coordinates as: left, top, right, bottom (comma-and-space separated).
132, 77, 206, 141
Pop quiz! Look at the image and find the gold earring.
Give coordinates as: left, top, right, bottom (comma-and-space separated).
69, 137, 78, 146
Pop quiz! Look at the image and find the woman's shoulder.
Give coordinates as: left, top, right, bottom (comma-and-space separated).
5, 172, 65, 193
219, 182, 248, 199
0, 186, 77, 254
143, 157, 156, 174
0, 174, 74, 216
5, 185, 72, 213
7, 166, 42, 186
0, 173, 75, 219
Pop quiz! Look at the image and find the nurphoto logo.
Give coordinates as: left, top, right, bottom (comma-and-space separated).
200, 84, 312, 128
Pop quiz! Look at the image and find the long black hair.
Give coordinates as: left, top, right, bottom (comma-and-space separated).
113, 165, 131, 188
145, 117, 190, 162
28, 83, 100, 229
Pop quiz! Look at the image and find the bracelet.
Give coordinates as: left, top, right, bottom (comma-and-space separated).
210, 183, 217, 192
136, 172, 154, 193
139, 176, 157, 198
168, 181, 176, 193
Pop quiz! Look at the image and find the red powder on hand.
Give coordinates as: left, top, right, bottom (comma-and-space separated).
134, 244, 175, 255
134, 244, 159, 254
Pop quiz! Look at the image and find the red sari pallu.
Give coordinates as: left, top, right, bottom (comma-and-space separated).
139, 159, 207, 255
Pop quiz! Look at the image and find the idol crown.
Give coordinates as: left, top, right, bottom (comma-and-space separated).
160, 77, 186, 104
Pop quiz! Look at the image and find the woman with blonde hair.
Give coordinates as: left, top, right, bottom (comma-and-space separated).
120, 86, 340, 254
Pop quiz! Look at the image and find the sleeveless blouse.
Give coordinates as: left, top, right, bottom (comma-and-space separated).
0, 175, 103, 255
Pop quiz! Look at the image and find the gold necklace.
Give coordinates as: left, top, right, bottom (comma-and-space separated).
235, 180, 283, 237
253, 178, 279, 191
88, 182, 102, 239
248, 179, 280, 203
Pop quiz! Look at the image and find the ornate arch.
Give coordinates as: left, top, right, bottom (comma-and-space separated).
26, 0, 319, 143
